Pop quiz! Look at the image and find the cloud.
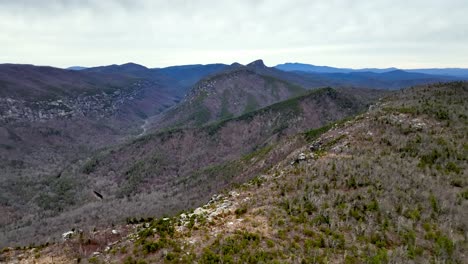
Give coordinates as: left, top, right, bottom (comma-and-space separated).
0, 0, 467, 68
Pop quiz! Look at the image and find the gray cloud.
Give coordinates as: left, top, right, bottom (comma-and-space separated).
1, 0, 467, 68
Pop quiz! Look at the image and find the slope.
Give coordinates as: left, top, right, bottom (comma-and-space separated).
0, 63, 180, 175
0, 87, 386, 248
153, 62, 307, 129
0, 63, 182, 247
0, 64, 133, 100
4, 82, 466, 263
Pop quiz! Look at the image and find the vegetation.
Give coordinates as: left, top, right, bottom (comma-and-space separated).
32, 81, 462, 263
3, 77, 466, 263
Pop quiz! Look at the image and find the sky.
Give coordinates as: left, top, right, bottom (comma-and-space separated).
1, 0, 468, 69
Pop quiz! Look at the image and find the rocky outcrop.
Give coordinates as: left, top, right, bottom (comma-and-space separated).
0, 81, 150, 123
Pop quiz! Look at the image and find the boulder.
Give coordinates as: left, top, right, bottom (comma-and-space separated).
62, 231, 75, 240
310, 142, 322, 151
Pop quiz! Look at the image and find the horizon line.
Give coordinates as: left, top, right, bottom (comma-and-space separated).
2, 60, 468, 71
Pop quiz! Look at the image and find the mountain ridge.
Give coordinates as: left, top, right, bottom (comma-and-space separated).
276, 62, 468, 78
0, 86, 385, 248
3, 81, 466, 263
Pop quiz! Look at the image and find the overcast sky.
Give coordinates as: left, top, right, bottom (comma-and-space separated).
1, 0, 467, 69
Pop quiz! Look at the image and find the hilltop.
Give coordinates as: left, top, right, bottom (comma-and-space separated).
154, 62, 307, 128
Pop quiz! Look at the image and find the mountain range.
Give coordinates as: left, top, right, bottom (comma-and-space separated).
70, 61, 468, 78
275, 62, 468, 78
0, 59, 467, 263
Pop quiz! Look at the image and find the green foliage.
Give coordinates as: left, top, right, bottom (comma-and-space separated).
242, 144, 274, 162
418, 149, 440, 167
199, 231, 275, 263
435, 109, 450, 120
366, 199, 379, 212
200, 248, 221, 263
394, 106, 418, 114
435, 235, 454, 258
219, 89, 234, 120
88, 256, 100, 264
243, 93, 259, 114
151, 218, 175, 237
445, 161, 461, 174
429, 194, 440, 215
370, 232, 388, 248
118, 154, 167, 197
141, 240, 163, 254
124, 256, 147, 264
81, 157, 99, 174
459, 189, 468, 200
235, 207, 247, 216
304, 124, 333, 142
35, 177, 77, 211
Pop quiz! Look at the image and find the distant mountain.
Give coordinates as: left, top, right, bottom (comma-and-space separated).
276, 62, 468, 78
0, 63, 179, 117
308, 70, 456, 90
275, 62, 354, 73
154, 63, 228, 93
152, 60, 306, 129
84, 62, 228, 95
85, 62, 149, 73
66, 66, 87, 71
83, 62, 153, 79
0, 63, 133, 100
283, 68, 458, 90
275, 62, 398, 74
405, 68, 468, 78
149, 59, 460, 131
354, 67, 399, 73
242, 59, 335, 88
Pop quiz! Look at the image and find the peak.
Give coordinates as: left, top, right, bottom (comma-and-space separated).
230, 62, 243, 67
66, 66, 87, 71
229, 62, 245, 70
120, 62, 148, 70
247, 59, 266, 68
385, 69, 407, 74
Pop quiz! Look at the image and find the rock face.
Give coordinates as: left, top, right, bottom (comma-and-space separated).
246, 59, 267, 69
0, 65, 182, 249
0, 81, 142, 123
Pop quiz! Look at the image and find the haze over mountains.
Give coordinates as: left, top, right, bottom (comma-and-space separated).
69, 61, 468, 78
0, 59, 467, 263
275, 62, 468, 78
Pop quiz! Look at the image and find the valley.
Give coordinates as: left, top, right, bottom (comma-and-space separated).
0, 61, 466, 264
2, 81, 466, 263
2, 1, 467, 263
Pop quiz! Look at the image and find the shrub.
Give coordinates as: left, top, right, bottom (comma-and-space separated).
235, 207, 247, 216
142, 240, 162, 254
81, 158, 99, 174
435, 235, 454, 258
368, 249, 388, 264
459, 189, 468, 200
445, 162, 461, 174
